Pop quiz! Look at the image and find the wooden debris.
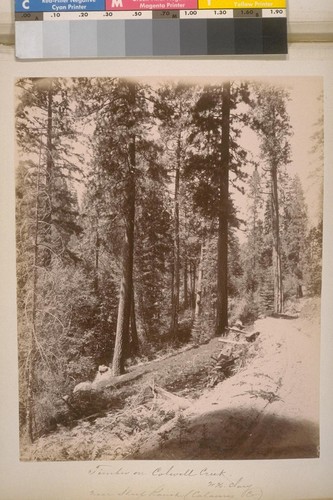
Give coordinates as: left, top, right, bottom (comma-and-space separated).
207, 352, 239, 387
218, 339, 248, 346
226, 327, 245, 335
150, 385, 191, 410
211, 352, 229, 363
211, 357, 238, 373
244, 331, 260, 342
208, 325, 261, 386
234, 320, 244, 329
226, 327, 261, 342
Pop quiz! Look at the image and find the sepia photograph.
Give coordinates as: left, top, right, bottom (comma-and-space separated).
15, 76, 323, 462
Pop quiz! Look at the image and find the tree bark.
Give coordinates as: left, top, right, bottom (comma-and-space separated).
170, 135, 181, 337
26, 136, 44, 443
112, 135, 136, 376
195, 241, 204, 319
94, 227, 100, 294
183, 257, 189, 310
271, 164, 284, 313
190, 261, 196, 310
216, 82, 231, 336
130, 285, 139, 356
42, 84, 53, 267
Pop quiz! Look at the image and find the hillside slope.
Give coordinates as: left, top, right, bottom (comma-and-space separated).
23, 298, 320, 461
132, 298, 320, 460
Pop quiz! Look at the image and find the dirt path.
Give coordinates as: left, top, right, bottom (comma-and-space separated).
131, 300, 320, 460
229, 314, 320, 459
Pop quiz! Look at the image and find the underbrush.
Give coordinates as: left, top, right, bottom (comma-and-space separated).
21, 325, 264, 462
21, 299, 276, 460
126, 311, 194, 367
229, 294, 261, 326
21, 387, 178, 461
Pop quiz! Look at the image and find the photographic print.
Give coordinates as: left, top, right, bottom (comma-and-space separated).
15, 76, 323, 461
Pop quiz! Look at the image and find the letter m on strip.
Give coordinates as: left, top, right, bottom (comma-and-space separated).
111, 0, 123, 6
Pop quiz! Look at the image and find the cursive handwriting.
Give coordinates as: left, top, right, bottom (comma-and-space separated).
88, 465, 263, 500
90, 487, 235, 499
90, 486, 262, 500
89, 465, 232, 480
89, 465, 145, 477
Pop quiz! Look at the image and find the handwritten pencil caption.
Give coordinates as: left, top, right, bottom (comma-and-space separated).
88, 465, 263, 500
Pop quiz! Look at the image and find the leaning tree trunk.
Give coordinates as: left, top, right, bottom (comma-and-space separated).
216, 82, 230, 336
271, 164, 283, 313
112, 138, 136, 376
170, 135, 181, 337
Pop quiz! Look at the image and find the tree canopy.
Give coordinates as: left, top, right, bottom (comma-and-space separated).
15, 77, 323, 441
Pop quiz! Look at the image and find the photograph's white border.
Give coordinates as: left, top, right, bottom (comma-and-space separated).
0, 44, 332, 500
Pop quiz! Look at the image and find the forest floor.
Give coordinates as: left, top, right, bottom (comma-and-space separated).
22, 297, 320, 461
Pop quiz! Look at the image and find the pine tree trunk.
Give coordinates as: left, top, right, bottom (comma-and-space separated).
271, 164, 283, 313
130, 285, 139, 355
195, 241, 204, 319
216, 82, 230, 336
112, 136, 136, 376
183, 257, 189, 310
170, 135, 181, 337
43, 85, 53, 267
25, 137, 43, 443
94, 227, 99, 294
190, 261, 196, 310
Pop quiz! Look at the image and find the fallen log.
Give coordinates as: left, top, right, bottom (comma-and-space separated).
226, 327, 245, 335
150, 385, 191, 410
213, 356, 238, 372
225, 328, 261, 342
218, 339, 248, 346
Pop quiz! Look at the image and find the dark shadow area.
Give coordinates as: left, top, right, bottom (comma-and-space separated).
130, 406, 319, 461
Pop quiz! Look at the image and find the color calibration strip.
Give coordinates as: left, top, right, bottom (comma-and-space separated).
15, 0, 287, 58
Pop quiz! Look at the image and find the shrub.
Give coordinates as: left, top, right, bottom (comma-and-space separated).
229, 294, 261, 326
